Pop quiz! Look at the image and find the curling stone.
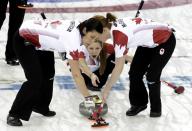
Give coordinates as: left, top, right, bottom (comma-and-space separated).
79, 102, 108, 117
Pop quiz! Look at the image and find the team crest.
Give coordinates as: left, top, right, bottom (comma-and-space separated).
159, 48, 165, 55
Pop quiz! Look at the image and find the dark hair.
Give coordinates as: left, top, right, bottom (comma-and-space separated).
77, 18, 103, 36
92, 13, 117, 29
90, 13, 117, 74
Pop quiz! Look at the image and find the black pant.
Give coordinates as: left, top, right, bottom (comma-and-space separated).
9, 31, 55, 121
128, 33, 176, 112
82, 53, 115, 89
0, 0, 26, 61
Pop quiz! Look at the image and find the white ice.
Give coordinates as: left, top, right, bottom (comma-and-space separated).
0, 1, 192, 131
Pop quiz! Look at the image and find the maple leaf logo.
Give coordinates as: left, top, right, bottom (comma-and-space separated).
112, 30, 128, 49
69, 50, 80, 60
70, 50, 86, 60
132, 17, 143, 24
114, 44, 128, 58
19, 29, 41, 48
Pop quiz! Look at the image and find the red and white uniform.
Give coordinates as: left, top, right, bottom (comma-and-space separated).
111, 17, 173, 58
19, 19, 82, 60
79, 42, 114, 72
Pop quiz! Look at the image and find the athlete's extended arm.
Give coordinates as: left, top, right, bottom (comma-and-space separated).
68, 59, 90, 97
102, 56, 125, 102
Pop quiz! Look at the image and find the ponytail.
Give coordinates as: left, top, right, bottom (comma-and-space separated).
92, 12, 117, 29
99, 44, 107, 75
106, 13, 117, 23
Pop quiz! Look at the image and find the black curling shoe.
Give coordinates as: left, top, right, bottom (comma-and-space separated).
33, 109, 56, 117
126, 105, 147, 116
7, 114, 22, 126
